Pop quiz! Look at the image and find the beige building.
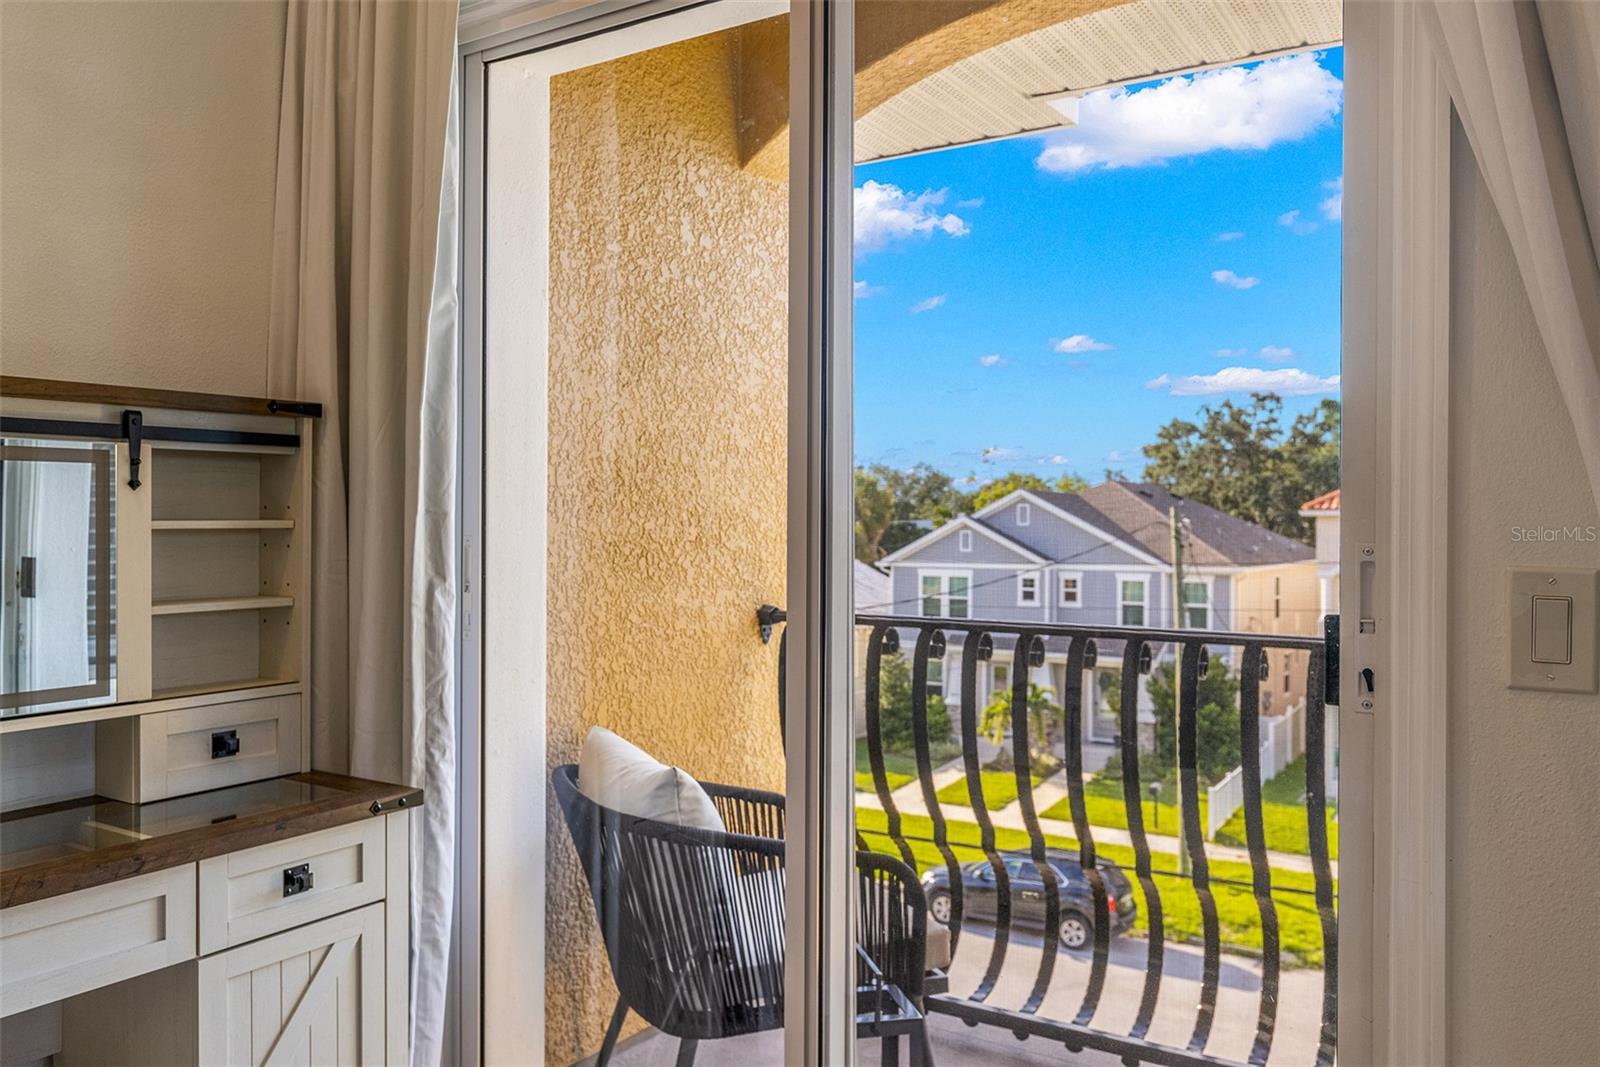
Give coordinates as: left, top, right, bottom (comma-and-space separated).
1235, 490, 1340, 716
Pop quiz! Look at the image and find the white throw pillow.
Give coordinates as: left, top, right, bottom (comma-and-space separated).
577, 726, 726, 831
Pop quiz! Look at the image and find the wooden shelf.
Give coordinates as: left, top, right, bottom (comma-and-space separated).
151, 519, 296, 531
149, 677, 298, 702
151, 595, 294, 616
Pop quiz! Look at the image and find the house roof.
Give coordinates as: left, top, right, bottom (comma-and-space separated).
1033, 482, 1314, 567
854, 560, 892, 612
1300, 488, 1341, 513
856, 0, 1341, 163
879, 513, 1048, 566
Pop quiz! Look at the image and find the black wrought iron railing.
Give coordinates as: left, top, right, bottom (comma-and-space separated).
759, 607, 1337, 1067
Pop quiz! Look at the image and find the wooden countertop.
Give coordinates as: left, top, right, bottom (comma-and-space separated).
0, 772, 422, 909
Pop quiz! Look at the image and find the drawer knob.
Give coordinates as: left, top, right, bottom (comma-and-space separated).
283, 863, 314, 897
211, 730, 241, 759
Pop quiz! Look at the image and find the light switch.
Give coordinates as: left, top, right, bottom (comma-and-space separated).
1510, 568, 1598, 693
1531, 596, 1573, 664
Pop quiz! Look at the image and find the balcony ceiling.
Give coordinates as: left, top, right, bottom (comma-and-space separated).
856, 0, 1342, 164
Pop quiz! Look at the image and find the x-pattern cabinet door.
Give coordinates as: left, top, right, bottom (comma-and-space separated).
197, 902, 386, 1066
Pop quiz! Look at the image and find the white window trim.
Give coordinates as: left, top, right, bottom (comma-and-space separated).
1056, 569, 1083, 608
1016, 501, 1031, 526
957, 528, 973, 552
918, 568, 973, 619
1017, 571, 1040, 607
1117, 573, 1149, 627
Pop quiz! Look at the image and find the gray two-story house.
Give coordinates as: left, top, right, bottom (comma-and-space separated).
877, 481, 1313, 749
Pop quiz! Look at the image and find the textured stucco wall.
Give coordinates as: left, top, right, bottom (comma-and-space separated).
543, 24, 790, 1065
0, 1, 286, 394
1444, 120, 1600, 1065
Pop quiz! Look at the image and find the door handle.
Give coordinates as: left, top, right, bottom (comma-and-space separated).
18, 557, 35, 598
211, 729, 240, 759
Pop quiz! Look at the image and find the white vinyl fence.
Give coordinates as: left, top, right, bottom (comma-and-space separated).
1205, 703, 1303, 840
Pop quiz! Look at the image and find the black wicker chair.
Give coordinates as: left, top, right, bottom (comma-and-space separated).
553, 764, 933, 1066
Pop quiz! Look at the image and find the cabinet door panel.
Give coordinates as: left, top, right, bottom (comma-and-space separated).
197, 903, 385, 1067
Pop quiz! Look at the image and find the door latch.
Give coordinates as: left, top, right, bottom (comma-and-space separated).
283, 864, 314, 897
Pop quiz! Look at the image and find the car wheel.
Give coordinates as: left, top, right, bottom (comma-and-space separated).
1059, 911, 1091, 951
928, 890, 953, 925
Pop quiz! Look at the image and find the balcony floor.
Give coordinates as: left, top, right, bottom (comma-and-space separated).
574, 922, 1326, 1066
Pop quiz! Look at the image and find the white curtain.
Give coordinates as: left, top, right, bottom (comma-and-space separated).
266, 1, 459, 1063
1422, 0, 1600, 508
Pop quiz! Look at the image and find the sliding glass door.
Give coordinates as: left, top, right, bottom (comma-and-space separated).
466, 3, 857, 1063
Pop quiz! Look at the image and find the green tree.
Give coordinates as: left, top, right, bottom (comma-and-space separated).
971, 470, 1089, 510
854, 468, 896, 562
979, 682, 1061, 769
1141, 394, 1340, 542
869, 463, 975, 557
1146, 654, 1242, 784
875, 651, 953, 751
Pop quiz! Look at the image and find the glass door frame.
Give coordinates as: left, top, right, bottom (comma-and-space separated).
458, 3, 859, 1064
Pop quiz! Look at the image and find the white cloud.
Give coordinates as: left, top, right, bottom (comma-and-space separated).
981, 446, 1026, 462
854, 180, 970, 253
1035, 53, 1342, 173
853, 280, 883, 299
956, 196, 985, 208
978, 353, 1007, 367
1278, 209, 1318, 235
910, 294, 947, 314
1055, 334, 1113, 353
1213, 347, 1248, 358
1258, 345, 1296, 361
1320, 176, 1343, 221
1211, 269, 1260, 289
1215, 230, 1245, 242
1106, 449, 1128, 463
1047, 454, 1071, 465
1146, 366, 1340, 396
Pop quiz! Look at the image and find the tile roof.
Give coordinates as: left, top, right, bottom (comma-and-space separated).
1300, 488, 1341, 512
1033, 482, 1314, 567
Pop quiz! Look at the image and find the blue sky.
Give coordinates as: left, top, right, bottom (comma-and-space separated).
853, 49, 1344, 484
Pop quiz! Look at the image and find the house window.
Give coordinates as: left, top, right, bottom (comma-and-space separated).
1018, 573, 1039, 606
958, 528, 973, 552
991, 662, 1010, 698
920, 571, 970, 619
1274, 576, 1282, 620
926, 658, 945, 697
1057, 571, 1082, 607
1182, 578, 1211, 629
1119, 578, 1146, 626
1283, 655, 1293, 693
1016, 502, 1031, 526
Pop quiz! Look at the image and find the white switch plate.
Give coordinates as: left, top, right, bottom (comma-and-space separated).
1509, 567, 1598, 693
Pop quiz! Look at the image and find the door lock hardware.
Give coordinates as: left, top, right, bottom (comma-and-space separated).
211, 729, 240, 759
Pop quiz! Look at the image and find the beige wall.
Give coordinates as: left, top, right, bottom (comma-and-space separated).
0, 0, 285, 394
0, 0, 285, 809
1235, 562, 1322, 716
1445, 121, 1600, 1065
542, 23, 789, 1065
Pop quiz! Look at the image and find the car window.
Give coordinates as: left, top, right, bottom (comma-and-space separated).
1004, 859, 1038, 880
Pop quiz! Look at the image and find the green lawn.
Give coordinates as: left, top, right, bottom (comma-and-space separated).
854, 739, 916, 793
857, 806, 1333, 968
935, 769, 1046, 811
1213, 756, 1340, 860
1039, 772, 1205, 836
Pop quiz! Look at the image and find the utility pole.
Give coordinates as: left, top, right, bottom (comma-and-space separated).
1169, 505, 1191, 875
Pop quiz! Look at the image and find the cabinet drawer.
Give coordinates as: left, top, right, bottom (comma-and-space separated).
97, 693, 304, 803
199, 820, 385, 954
0, 865, 196, 1017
